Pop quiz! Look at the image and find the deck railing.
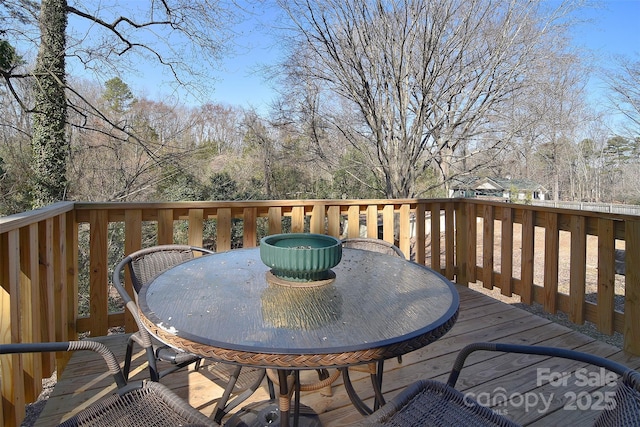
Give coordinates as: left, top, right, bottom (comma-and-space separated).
1, 198, 639, 426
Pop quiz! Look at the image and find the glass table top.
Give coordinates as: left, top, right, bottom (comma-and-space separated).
138, 247, 459, 365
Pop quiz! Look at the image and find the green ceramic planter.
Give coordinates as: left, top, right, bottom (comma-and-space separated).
259, 233, 342, 282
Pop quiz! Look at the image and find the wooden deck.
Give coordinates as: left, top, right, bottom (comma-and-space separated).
34, 285, 640, 426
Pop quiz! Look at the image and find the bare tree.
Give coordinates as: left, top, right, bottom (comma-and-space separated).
276, 0, 587, 198
603, 54, 640, 137
66, 80, 214, 202
190, 103, 245, 155
518, 48, 590, 201
242, 110, 277, 197
1, 0, 237, 206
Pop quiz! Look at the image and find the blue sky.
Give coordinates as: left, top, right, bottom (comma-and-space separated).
128, 1, 640, 113
122, 1, 282, 111
571, 0, 639, 58
571, 0, 640, 100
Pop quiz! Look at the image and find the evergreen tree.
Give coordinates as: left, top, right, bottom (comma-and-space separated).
103, 77, 136, 114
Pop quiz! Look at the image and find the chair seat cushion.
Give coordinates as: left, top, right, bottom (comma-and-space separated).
58, 381, 214, 426
363, 380, 520, 427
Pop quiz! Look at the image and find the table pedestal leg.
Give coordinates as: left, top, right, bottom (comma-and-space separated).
224, 370, 321, 427
277, 370, 294, 427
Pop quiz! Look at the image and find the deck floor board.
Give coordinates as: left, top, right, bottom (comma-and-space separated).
34, 285, 640, 426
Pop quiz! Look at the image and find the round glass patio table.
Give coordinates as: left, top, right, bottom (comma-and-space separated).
137, 246, 459, 426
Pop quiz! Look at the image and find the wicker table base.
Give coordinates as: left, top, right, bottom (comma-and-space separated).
224, 400, 321, 427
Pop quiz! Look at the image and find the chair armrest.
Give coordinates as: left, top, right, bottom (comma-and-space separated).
447, 342, 637, 389
0, 340, 127, 388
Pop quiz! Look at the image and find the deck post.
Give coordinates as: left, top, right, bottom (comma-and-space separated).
454, 202, 469, 286
624, 220, 640, 355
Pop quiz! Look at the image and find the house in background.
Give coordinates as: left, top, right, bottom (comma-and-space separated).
449, 176, 548, 201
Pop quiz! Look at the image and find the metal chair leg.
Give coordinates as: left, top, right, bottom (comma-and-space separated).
213, 367, 266, 424
123, 336, 135, 380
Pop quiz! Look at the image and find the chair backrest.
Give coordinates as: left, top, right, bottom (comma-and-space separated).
341, 238, 405, 258
123, 245, 214, 294
592, 370, 640, 426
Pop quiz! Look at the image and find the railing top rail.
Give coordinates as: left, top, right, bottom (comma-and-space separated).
72, 198, 455, 210
0, 201, 75, 234
3, 199, 637, 234
462, 198, 640, 221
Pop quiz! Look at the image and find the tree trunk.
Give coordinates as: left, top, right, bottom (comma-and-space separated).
31, 0, 68, 208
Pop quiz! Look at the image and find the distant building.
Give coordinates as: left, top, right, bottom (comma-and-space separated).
449, 176, 548, 201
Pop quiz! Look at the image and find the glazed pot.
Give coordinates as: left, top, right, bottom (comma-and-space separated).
259, 233, 342, 282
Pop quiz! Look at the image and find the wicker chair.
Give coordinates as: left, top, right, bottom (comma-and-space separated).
359, 342, 640, 426
113, 244, 266, 424
0, 340, 215, 426
113, 245, 217, 381
341, 237, 405, 258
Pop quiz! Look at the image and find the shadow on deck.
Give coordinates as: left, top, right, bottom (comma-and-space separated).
34, 286, 640, 426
